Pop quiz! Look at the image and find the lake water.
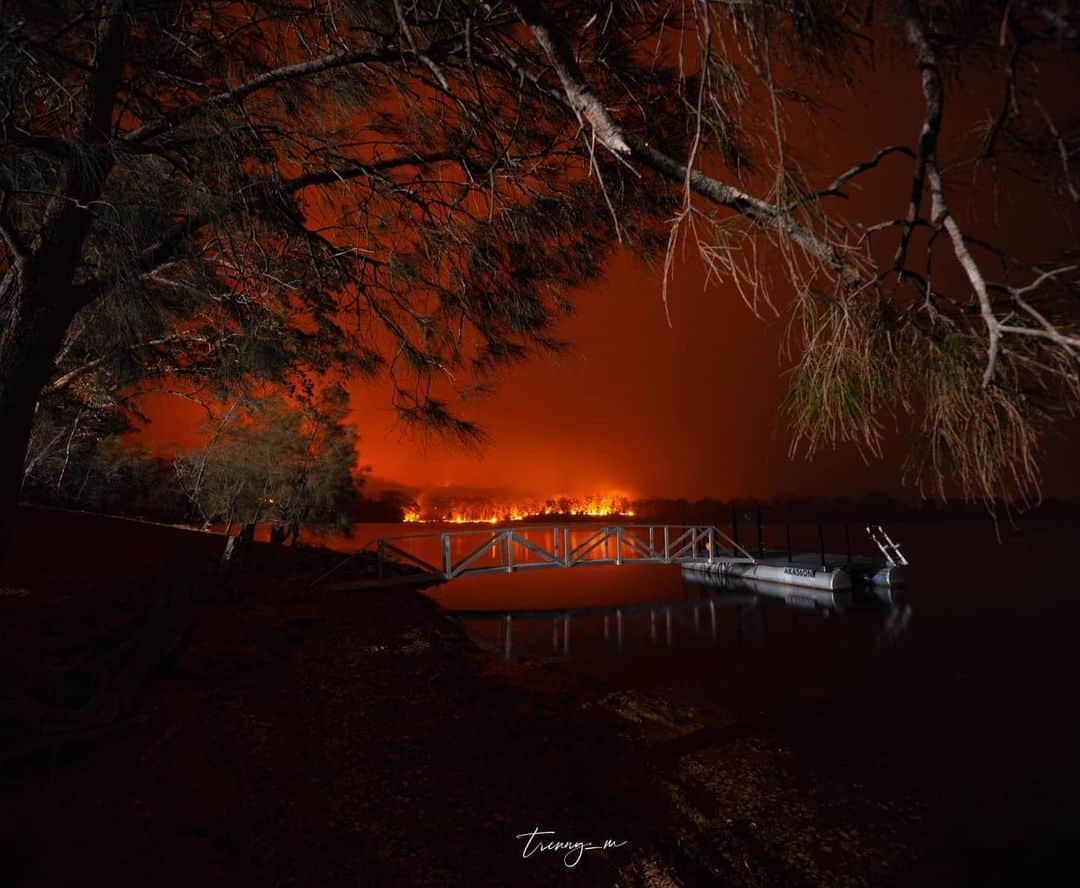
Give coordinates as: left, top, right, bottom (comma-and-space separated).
335, 519, 1077, 673
339, 517, 1080, 880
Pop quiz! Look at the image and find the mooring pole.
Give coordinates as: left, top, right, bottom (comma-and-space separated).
785, 524, 792, 563
756, 505, 764, 557
817, 523, 826, 569
504, 614, 512, 661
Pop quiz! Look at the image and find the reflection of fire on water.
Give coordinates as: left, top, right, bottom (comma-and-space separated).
402, 494, 635, 524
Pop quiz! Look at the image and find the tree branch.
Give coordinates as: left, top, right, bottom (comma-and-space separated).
0, 193, 29, 268
512, 1, 631, 156
626, 134, 851, 275
903, 0, 1002, 382
0, 120, 71, 158
121, 44, 454, 146
801, 145, 914, 205
75, 150, 460, 302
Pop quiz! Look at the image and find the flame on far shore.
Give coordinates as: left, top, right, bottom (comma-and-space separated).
402, 494, 635, 524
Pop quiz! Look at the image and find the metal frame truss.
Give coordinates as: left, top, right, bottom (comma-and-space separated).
335, 524, 758, 585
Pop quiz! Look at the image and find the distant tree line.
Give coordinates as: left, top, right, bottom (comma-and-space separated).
631, 493, 1080, 526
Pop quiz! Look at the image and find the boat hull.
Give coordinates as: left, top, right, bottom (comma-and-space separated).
681, 560, 852, 591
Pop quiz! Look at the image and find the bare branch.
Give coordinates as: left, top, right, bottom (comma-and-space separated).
513, 1, 631, 156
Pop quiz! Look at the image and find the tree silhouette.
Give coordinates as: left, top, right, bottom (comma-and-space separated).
173, 386, 361, 544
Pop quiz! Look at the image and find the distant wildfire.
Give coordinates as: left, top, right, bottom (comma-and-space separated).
402, 493, 636, 524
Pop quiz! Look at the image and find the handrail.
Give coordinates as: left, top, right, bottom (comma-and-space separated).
312, 522, 758, 589
357, 522, 737, 547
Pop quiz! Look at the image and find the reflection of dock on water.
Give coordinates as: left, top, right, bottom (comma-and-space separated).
453, 574, 910, 661
314, 522, 909, 592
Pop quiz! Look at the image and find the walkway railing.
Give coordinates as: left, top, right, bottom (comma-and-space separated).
314, 523, 756, 589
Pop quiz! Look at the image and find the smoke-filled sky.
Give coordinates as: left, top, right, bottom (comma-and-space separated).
347, 247, 905, 501
135, 39, 1080, 504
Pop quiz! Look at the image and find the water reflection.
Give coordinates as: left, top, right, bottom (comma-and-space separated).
451, 574, 913, 661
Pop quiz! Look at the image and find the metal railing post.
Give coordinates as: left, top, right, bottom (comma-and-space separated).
615, 526, 622, 565
563, 527, 571, 566
663, 526, 670, 562
505, 530, 513, 573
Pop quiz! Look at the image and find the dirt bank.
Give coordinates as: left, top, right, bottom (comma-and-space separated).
1, 508, 701, 886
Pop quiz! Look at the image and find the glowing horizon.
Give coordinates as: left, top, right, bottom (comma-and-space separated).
402, 493, 636, 524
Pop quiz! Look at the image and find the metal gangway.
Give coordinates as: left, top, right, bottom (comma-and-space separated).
866, 524, 908, 566
315, 524, 757, 590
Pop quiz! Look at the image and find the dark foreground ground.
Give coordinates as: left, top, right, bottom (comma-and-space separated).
2, 507, 1079, 886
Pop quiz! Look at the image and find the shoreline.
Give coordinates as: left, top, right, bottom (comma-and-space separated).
0, 506, 689, 885
5, 507, 1079, 886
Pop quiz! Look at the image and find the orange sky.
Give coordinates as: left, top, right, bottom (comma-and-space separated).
345, 247, 906, 500
135, 35, 1080, 503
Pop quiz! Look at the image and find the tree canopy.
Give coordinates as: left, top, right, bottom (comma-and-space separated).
173, 386, 361, 543
2, 1, 1078, 553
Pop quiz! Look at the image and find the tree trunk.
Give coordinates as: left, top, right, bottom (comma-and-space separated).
0, 276, 85, 561
218, 521, 256, 581
0, 6, 127, 565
